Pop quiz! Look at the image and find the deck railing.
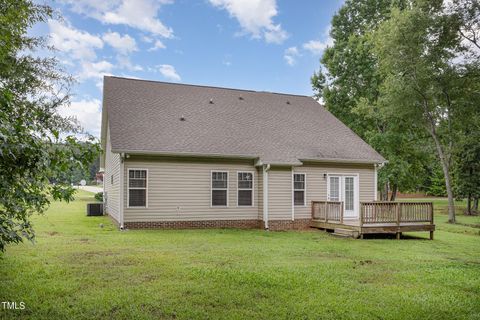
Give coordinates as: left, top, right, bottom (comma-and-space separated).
311, 201, 343, 223
360, 202, 433, 226
311, 201, 434, 227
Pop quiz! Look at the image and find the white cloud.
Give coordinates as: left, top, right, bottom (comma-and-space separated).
58, 99, 102, 137
148, 40, 166, 51
102, 31, 137, 54
283, 46, 300, 66
64, 0, 174, 38
157, 64, 181, 81
209, 0, 288, 44
303, 40, 331, 55
117, 55, 143, 71
48, 20, 103, 61
78, 60, 114, 81
303, 26, 333, 55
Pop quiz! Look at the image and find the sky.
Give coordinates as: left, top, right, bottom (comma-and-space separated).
35, 0, 345, 138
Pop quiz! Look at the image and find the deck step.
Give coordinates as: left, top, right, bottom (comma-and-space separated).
332, 228, 359, 238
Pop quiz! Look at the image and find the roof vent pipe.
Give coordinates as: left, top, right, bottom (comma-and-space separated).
209, 99, 214, 104
180, 115, 186, 121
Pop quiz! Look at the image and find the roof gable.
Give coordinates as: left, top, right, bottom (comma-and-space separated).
101, 76, 385, 165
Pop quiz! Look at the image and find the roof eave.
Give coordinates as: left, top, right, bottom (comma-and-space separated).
299, 157, 386, 165
112, 149, 260, 161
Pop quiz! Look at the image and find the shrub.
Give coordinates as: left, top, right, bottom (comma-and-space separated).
94, 192, 103, 202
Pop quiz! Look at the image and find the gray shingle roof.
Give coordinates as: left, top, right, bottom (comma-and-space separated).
102, 76, 385, 165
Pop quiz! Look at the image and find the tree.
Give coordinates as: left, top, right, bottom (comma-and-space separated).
311, 0, 429, 201
372, 0, 480, 223
0, 0, 100, 252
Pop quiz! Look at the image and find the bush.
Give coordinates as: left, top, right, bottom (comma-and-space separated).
94, 192, 103, 202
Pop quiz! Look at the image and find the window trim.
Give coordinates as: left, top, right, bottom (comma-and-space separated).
127, 168, 148, 209
293, 173, 306, 207
237, 171, 254, 207
210, 170, 229, 207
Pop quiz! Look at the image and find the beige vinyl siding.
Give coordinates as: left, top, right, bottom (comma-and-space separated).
293, 162, 376, 219
257, 167, 263, 220
267, 167, 293, 220
103, 124, 121, 222
123, 156, 258, 222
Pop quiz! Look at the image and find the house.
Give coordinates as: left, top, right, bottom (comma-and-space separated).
100, 76, 434, 237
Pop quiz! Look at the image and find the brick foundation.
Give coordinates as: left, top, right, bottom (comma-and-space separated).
123, 219, 261, 230
261, 219, 312, 231
122, 218, 312, 230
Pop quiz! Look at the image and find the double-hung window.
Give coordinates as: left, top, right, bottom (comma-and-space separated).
211, 171, 228, 206
293, 173, 306, 206
128, 169, 147, 207
237, 172, 253, 206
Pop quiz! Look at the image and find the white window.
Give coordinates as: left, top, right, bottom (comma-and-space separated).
211, 171, 228, 206
237, 172, 253, 206
128, 169, 147, 207
293, 173, 306, 206
328, 176, 340, 201
344, 176, 354, 211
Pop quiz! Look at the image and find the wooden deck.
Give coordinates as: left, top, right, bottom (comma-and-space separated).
310, 201, 435, 239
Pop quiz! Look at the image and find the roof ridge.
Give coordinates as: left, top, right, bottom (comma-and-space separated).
105, 75, 313, 98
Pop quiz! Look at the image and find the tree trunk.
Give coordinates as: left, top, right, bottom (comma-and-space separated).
384, 182, 389, 201
390, 184, 398, 201
474, 198, 479, 211
467, 194, 472, 215
429, 126, 456, 223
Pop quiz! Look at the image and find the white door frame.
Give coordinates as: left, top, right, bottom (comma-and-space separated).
327, 174, 359, 219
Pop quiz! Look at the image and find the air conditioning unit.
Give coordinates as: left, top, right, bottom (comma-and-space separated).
87, 203, 104, 216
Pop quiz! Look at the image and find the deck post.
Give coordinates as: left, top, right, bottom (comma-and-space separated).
324, 202, 328, 223
359, 203, 363, 228
396, 203, 401, 226
429, 231, 434, 240
311, 201, 314, 220
396, 232, 401, 240
340, 202, 345, 224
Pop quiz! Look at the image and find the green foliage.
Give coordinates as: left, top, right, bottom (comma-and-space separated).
0, 0, 100, 252
425, 164, 447, 197
315, 0, 479, 222
311, 0, 429, 199
0, 192, 479, 319
94, 192, 103, 202
370, 0, 480, 222
453, 116, 480, 202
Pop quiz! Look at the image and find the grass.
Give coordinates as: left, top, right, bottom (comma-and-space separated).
1, 191, 479, 320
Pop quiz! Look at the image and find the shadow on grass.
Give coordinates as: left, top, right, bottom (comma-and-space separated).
361, 233, 430, 240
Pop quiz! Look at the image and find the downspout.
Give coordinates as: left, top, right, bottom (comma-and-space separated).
291, 167, 294, 221
263, 164, 271, 230
119, 153, 125, 230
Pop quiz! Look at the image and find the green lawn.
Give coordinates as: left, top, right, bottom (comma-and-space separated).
1, 191, 479, 320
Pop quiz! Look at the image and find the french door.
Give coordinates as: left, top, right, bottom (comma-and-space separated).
328, 175, 358, 219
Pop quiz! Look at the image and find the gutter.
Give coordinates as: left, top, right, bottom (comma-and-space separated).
299, 158, 386, 165
263, 164, 271, 230
111, 149, 258, 160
